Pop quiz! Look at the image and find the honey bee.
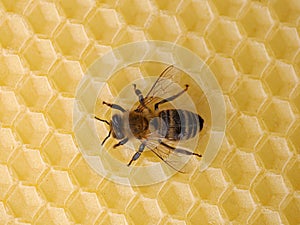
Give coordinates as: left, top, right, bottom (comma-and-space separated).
95, 65, 204, 172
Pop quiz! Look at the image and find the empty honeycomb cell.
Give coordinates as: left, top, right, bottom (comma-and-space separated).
10, 148, 47, 184
98, 180, 135, 210
0, 164, 14, 200
253, 173, 289, 209
232, 78, 267, 113
46, 96, 73, 131
127, 197, 162, 225
158, 182, 195, 218
82, 44, 112, 68
261, 99, 295, 134
43, 132, 78, 168
211, 0, 248, 18
286, 159, 300, 191
118, 0, 153, 27
55, 22, 89, 59
0, 53, 25, 88
14, 112, 50, 147
240, 2, 275, 39
58, 0, 94, 21
0, 14, 30, 50
270, 0, 300, 25
252, 208, 283, 225
282, 195, 300, 225
192, 168, 228, 203
209, 55, 239, 93
0, 127, 17, 163
229, 115, 264, 150
19, 75, 54, 110
38, 169, 74, 206
189, 203, 224, 225
268, 26, 300, 61
22, 37, 57, 73
49, 59, 83, 95
225, 150, 260, 187
6, 185, 44, 221
26, 1, 61, 36
236, 40, 271, 76
207, 19, 243, 55
0, 90, 21, 125
70, 157, 103, 189
146, 14, 181, 42
67, 191, 103, 225
178, 0, 214, 34
256, 135, 292, 173
34, 206, 72, 225
264, 61, 298, 98
86, 8, 122, 44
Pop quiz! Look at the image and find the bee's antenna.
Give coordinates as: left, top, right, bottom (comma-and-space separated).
94, 116, 111, 145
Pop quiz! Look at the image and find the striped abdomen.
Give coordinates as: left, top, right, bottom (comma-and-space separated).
158, 109, 204, 141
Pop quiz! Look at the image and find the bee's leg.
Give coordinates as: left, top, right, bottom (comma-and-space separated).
127, 142, 146, 166
103, 101, 126, 112
113, 137, 129, 148
154, 85, 189, 110
133, 84, 151, 111
159, 139, 202, 157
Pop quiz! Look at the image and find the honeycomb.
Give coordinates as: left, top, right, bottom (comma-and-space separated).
0, 0, 299, 224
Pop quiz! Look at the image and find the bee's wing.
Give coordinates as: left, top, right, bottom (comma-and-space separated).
136, 65, 181, 111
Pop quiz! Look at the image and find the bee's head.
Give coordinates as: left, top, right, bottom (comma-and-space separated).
111, 114, 125, 139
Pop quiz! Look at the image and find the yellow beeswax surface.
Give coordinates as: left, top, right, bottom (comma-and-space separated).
0, 0, 300, 224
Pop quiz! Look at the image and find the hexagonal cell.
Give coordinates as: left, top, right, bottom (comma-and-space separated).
0, 53, 25, 88
270, 0, 300, 25
286, 159, 300, 191
289, 122, 300, 151
10, 148, 47, 184
268, 26, 300, 61
87, 8, 122, 44
158, 182, 195, 217
59, 0, 94, 21
43, 132, 78, 168
229, 115, 264, 149
264, 61, 298, 98
0, 127, 17, 163
26, 1, 60, 36
34, 206, 71, 225
22, 37, 57, 73
189, 203, 224, 225
236, 40, 271, 76
178, 0, 214, 34
7, 185, 43, 221
127, 197, 162, 225
46, 96, 73, 131
192, 168, 228, 203
1, 0, 31, 13
0, 164, 14, 200
209, 55, 239, 93
254, 173, 289, 208
70, 157, 103, 189
257, 135, 292, 173
261, 99, 295, 134
225, 150, 260, 187
19, 75, 54, 110
0, 14, 30, 50
49, 59, 83, 95
232, 78, 267, 113
146, 14, 181, 42
82, 44, 112, 68
221, 189, 256, 223
55, 22, 89, 58
211, 0, 248, 18
207, 19, 243, 55
118, 0, 153, 27
240, 2, 275, 39
15, 112, 50, 147
38, 170, 74, 206
252, 208, 283, 224
0, 90, 20, 125
282, 195, 300, 225
67, 191, 102, 224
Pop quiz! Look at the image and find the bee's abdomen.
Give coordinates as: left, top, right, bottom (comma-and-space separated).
159, 109, 204, 140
